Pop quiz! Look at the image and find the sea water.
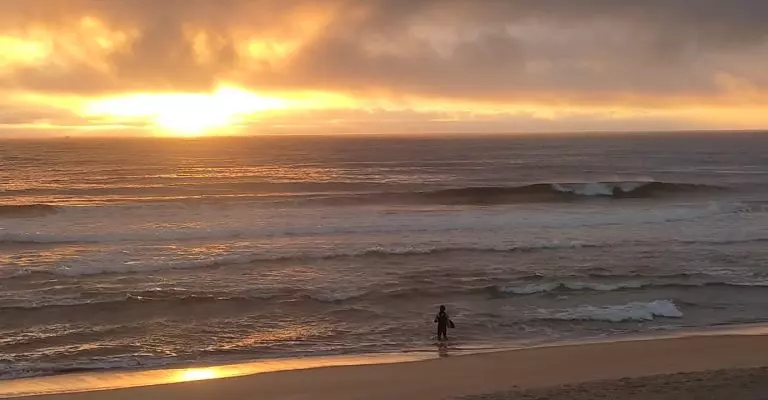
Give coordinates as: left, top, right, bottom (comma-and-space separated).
1, 132, 767, 378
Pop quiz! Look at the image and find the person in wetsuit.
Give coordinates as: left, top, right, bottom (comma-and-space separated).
434, 305, 450, 341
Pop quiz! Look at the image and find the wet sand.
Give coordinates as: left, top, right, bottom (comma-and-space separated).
8, 334, 768, 400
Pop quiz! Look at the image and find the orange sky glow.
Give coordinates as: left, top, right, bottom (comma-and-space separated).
0, 0, 766, 137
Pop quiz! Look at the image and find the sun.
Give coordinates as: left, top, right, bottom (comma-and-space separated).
153, 104, 237, 136
84, 85, 289, 136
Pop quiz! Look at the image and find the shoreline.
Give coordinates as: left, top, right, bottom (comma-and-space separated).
4, 323, 768, 399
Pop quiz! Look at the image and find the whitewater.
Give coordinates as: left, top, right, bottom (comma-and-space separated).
1, 132, 767, 379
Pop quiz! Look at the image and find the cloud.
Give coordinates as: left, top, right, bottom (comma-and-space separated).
261, 0, 768, 103
2, 1, 768, 99
0, 102, 82, 126
0, 0, 767, 134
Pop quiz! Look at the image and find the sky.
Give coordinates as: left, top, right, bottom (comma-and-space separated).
1, 0, 767, 137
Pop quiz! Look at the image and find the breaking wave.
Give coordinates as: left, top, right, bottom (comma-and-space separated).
493, 278, 768, 296
311, 181, 722, 206
535, 300, 684, 322
0, 181, 723, 215
496, 281, 649, 295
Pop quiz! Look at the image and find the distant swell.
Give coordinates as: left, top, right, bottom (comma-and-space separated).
0, 243, 607, 278
5, 238, 768, 278
0, 204, 58, 218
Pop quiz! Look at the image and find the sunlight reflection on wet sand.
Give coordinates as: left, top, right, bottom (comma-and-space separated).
0, 352, 435, 398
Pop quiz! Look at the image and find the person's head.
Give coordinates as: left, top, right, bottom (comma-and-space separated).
439, 305, 446, 312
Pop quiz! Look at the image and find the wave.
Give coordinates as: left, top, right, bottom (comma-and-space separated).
3, 235, 767, 279
0, 181, 724, 216
0, 242, 608, 278
9, 237, 768, 279
5, 230, 753, 247
0, 204, 58, 218
6, 275, 768, 311
494, 278, 768, 295
0, 292, 282, 311
0, 355, 178, 381
550, 181, 714, 197
0, 290, 386, 314
310, 181, 722, 206
496, 280, 678, 295
3, 238, 767, 278
535, 300, 684, 322
0, 219, 619, 244
6, 293, 688, 326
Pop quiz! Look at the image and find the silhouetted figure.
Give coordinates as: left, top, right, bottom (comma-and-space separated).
434, 305, 452, 341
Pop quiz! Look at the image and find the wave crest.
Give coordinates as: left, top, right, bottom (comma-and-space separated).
535, 300, 683, 322
288, 180, 722, 207
496, 280, 671, 295
494, 278, 768, 295
7, 274, 768, 311
417, 181, 719, 205
0, 242, 601, 278
7, 180, 718, 213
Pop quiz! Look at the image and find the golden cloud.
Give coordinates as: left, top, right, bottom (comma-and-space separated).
0, 0, 766, 135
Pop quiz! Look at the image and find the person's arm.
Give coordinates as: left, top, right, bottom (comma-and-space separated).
434, 314, 438, 323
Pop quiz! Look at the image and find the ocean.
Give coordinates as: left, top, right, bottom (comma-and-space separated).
1, 132, 767, 379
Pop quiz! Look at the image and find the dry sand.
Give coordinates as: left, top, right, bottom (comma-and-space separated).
460, 367, 768, 400
9, 334, 768, 400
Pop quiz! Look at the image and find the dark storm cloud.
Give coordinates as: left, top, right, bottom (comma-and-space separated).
264, 0, 768, 101
1, 0, 768, 103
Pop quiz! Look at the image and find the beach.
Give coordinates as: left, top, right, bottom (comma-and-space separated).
5, 332, 768, 400
461, 367, 768, 400
3, 0, 768, 397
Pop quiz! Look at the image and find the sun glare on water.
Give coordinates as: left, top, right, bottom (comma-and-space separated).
84, 86, 289, 136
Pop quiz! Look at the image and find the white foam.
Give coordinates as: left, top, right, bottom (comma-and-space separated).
500, 282, 562, 295
538, 300, 683, 322
551, 181, 648, 196
500, 280, 649, 295
48, 252, 281, 277
309, 289, 370, 302
564, 281, 648, 291
0, 356, 172, 381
